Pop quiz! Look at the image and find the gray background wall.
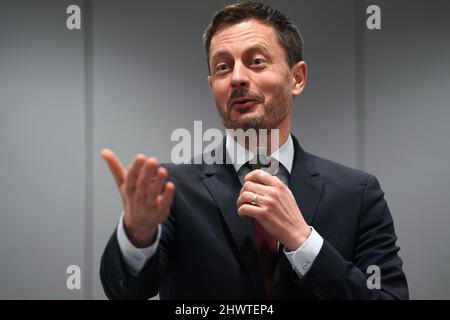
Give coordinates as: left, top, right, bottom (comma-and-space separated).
0, 0, 448, 299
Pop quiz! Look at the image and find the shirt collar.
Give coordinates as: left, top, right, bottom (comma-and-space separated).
225, 132, 294, 174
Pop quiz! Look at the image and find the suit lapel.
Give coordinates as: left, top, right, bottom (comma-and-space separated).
201, 141, 267, 299
272, 135, 325, 297
289, 135, 324, 226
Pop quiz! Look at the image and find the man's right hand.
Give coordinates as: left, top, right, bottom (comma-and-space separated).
101, 149, 175, 248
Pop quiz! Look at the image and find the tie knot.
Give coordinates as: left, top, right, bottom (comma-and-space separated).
243, 157, 288, 186
244, 147, 277, 174
246, 157, 281, 177
247, 153, 271, 171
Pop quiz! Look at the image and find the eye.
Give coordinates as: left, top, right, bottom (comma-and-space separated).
215, 63, 230, 73
252, 58, 266, 66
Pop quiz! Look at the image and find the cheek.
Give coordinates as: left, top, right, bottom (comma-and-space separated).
254, 73, 288, 99
257, 79, 286, 101
212, 86, 229, 110
211, 81, 228, 104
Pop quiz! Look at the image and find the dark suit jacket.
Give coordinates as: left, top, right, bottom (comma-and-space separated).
100, 135, 408, 299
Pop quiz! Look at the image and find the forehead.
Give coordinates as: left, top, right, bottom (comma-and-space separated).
210, 19, 282, 57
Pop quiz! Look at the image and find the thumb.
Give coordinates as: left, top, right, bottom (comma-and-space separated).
101, 148, 126, 188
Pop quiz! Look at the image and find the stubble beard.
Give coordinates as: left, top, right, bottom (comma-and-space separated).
216, 78, 293, 132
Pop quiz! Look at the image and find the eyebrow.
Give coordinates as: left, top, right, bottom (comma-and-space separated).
210, 50, 230, 65
210, 45, 272, 65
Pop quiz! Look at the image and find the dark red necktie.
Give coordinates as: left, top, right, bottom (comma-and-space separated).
245, 157, 277, 298
251, 218, 277, 298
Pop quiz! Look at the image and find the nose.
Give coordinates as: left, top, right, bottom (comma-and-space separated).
230, 62, 250, 89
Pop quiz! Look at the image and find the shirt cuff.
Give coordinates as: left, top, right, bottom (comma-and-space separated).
116, 212, 162, 276
283, 226, 324, 277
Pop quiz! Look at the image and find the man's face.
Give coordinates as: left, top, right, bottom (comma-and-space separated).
208, 19, 305, 131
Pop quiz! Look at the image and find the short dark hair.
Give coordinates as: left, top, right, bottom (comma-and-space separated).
203, 1, 304, 73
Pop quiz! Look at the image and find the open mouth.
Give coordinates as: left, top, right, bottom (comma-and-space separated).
231, 98, 259, 110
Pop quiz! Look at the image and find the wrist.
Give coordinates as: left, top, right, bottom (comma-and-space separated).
285, 226, 312, 252
123, 218, 158, 248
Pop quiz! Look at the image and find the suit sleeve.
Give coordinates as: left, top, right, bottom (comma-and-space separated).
297, 174, 409, 299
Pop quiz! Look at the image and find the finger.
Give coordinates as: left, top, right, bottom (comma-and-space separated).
237, 203, 265, 218
243, 169, 277, 186
125, 154, 146, 194
237, 191, 268, 207
240, 180, 270, 196
136, 158, 158, 202
101, 149, 126, 187
149, 166, 168, 199
157, 181, 175, 214
236, 191, 251, 207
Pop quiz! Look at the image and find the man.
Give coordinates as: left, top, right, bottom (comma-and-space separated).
100, 2, 408, 299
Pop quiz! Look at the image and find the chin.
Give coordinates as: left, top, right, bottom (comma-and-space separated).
232, 120, 266, 131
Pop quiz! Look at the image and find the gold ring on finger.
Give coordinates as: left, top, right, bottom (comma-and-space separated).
251, 193, 258, 205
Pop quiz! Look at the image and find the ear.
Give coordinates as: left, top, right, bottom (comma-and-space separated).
291, 60, 307, 97
207, 75, 212, 89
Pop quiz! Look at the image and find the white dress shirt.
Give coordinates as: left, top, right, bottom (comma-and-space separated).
117, 133, 324, 278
